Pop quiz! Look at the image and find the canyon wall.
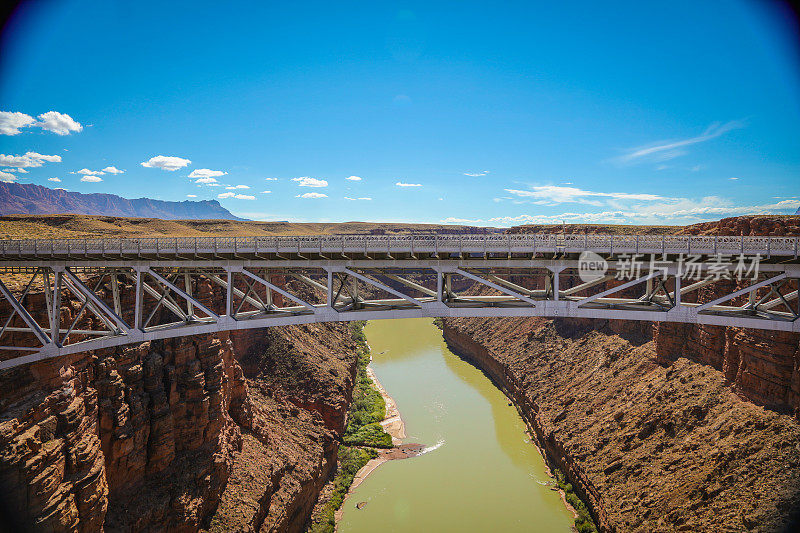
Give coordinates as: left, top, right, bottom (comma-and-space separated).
443, 316, 800, 532
0, 286, 359, 532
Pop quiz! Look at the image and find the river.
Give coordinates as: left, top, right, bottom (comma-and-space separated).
338, 318, 574, 532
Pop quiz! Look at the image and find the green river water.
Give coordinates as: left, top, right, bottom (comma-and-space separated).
338, 318, 574, 532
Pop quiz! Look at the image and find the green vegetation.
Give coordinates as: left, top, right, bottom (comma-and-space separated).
308, 446, 378, 533
554, 468, 598, 533
343, 323, 393, 448
432, 317, 444, 330
308, 322, 393, 533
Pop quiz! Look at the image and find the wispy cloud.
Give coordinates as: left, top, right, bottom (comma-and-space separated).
225, 184, 250, 190
292, 177, 328, 187
463, 170, 489, 177
102, 166, 124, 174
346, 176, 362, 181
504, 185, 663, 205
616, 120, 744, 164
344, 196, 372, 200
297, 192, 327, 198
441, 217, 485, 224
396, 182, 421, 187
194, 177, 218, 184
488, 197, 800, 227
80, 175, 103, 182
218, 192, 255, 199
48, 177, 61, 182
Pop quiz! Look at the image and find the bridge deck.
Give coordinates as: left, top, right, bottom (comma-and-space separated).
1, 234, 798, 261
0, 234, 798, 370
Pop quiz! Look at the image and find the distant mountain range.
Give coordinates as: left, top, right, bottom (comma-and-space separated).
0, 182, 245, 220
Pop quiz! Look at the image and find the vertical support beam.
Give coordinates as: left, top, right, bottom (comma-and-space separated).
436, 268, 443, 303
545, 272, 552, 298
134, 269, 143, 330
111, 273, 121, 316
184, 272, 194, 317
327, 269, 333, 308
226, 268, 233, 317
444, 273, 452, 300
43, 269, 53, 330
674, 274, 681, 308
646, 276, 653, 298
553, 269, 559, 301
51, 270, 61, 345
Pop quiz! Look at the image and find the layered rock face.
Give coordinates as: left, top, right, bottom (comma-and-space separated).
206, 322, 359, 533
443, 317, 800, 532
0, 331, 248, 531
0, 288, 358, 533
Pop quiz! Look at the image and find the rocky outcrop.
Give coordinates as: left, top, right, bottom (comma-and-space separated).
443, 316, 800, 532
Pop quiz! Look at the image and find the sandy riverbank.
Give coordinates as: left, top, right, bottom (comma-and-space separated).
334, 359, 423, 526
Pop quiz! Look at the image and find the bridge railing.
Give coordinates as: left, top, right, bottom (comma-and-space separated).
0, 234, 798, 258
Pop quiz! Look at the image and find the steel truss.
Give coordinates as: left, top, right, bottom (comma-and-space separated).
1, 254, 799, 370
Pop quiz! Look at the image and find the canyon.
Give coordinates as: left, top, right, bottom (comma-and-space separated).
1, 214, 799, 531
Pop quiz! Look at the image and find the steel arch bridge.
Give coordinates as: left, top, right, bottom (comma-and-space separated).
1, 233, 798, 370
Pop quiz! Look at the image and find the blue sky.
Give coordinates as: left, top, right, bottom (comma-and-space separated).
1, 0, 799, 226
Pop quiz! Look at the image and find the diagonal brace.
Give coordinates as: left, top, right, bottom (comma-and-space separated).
0, 277, 51, 345
454, 268, 537, 306
146, 269, 219, 319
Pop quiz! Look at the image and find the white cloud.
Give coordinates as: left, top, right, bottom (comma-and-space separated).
292, 177, 328, 187
346, 176, 362, 181
0, 151, 62, 168
218, 192, 255, 199
396, 182, 422, 187
48, 177, 61, 182
0, 171, 17, 182
463, 171, 489, 177
504, 185, 663, 205
77, 168, 105, 175
344, 196, 372, 201
102, 166, 124, 174
80, 176, 103, 182
194, 177, 218, 184
0, 112, 35, 135
141, 155, 191, 171
441, 217, 485, 224
729, 177, 739, 180
0, 111, 83, 135
225, 184, 250, 190
261, 190, 272, 194
35, 111, 83, 135
187, 194, 197, 198
188, 168, 227, 179
296, 192, 327, 198
265, 177, 278, 181
486, 197, 800, 227
617, 120, 744, 164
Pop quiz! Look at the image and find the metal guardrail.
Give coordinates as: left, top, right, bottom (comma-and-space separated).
0, 234, 798, 258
